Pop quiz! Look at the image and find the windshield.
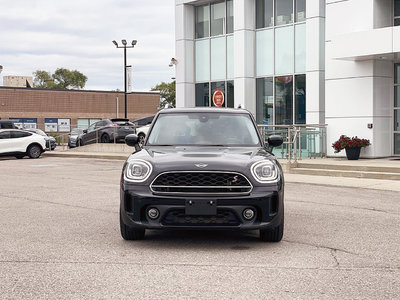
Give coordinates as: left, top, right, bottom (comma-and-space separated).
147, 112, 261, 147
71, 128, 83, 135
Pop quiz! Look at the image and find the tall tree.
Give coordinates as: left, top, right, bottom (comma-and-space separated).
151, 81, 175, 108
33, 68, 88, 89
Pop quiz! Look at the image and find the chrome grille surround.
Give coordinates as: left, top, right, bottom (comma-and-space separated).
150, 171, 253, 195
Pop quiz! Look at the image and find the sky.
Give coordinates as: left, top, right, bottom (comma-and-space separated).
0, 0, 176, 91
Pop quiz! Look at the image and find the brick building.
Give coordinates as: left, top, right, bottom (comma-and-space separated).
0, 87, 160, 132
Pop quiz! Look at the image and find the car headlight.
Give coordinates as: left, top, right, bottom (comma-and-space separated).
250, 160, 278, 183
125, 159, 152, 182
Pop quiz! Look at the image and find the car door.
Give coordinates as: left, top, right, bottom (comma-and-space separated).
0, 131, 12, 154
10, 131, 33, 152
83, 123, 97, 145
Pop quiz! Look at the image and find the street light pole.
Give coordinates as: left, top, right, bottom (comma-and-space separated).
112, 40, 137, 119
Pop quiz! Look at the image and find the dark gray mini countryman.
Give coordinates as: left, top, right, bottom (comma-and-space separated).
120, 108, 284, 242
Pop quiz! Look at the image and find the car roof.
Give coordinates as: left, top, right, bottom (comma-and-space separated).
158, 107, 251, 114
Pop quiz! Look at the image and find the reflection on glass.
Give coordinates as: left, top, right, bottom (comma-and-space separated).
295, 24, 306, 73
395, 0, 400, 17
211, 37, 226, 80
256, 77, 274, 125
256, 0, 273, 29
195, 40, 210, 82
395, 18, 400, 26
395, 86, 400, 107
211, 2, 225, 36
211, 81, 226, 107
295, 75, 306, 124
395, 110, 400, 131
275, 76, 293, 125
196, 5, 210, 38
295, 0, 306, 22
227, 35, 234, 79
226, 0, 234, 34
395, 133, 400, 155
275, 26, 294, 75
227, 81, 234, 108
275, 0, 293, 26
195, 83, 210, 107
395, 63, 400, 84
256, 29, 274, 76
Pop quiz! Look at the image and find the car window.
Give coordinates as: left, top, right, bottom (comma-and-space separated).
0, 122, 14, 129
96, 121, 107, 128
147, 113, 261, 146
11, 131, 32, 138
87, 123, 96, 133
0, 131, 11, 139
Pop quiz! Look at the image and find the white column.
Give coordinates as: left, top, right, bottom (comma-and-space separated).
233, 0, 256, 114
175, 3, 195, 108
306, 0, 325, 125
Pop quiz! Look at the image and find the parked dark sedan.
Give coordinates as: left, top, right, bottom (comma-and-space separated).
78, 119, 135, 145
26, 128, 56, 150
120, 108, 284, 242
68, 128, 84, 148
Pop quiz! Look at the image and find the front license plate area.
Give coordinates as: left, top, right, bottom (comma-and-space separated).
185, 199, 217, 215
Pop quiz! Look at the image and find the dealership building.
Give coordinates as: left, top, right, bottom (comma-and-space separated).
175, 0, 400, 157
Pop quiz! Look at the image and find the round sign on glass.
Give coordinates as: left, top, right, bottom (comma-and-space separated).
212, 89, 225, 107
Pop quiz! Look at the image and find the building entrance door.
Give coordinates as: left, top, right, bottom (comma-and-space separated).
395, 63, 400, 155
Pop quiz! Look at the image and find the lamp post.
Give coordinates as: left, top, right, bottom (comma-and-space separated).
112, 39, 137, 119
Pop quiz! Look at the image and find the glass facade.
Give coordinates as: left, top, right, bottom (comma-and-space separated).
395, 63, 400, 154
256, 0, 273, 29
275, 26, 294, 75
395, 0, 400, 26
195, 1, 234, 108
256, 29, 274, 76
295, 75, 306, 124
275, 0, 293, 26
256, 77, 274, 125
295, 0, 306, 22
275, 76, 293, 125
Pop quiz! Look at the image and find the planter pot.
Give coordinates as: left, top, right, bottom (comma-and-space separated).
345, 146, 361, 160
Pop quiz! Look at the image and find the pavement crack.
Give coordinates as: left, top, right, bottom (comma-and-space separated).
284, 239, 358, 256
330, 249, 340, 268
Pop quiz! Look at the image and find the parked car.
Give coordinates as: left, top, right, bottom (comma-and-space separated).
68, 128, 84, 148
119, 108, 284, 242
26, 128, 56, 150
136, 124, 151, 146
0, 120, 18, 129
78, 119, 135, 146
0, 129, 46, 159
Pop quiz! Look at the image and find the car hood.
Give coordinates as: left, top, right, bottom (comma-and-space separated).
126, 146, 280, 184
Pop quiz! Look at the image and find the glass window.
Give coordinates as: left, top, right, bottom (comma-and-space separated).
0, 131, 11, 139
147, 113, 260, 147
90, 119, 101, 125
211, 2, 225, 36
77, 119, 89, 129
227, 81, 234, 108
395, 133, 400, 154
295, 0, 306, 22
295, 75, 306, 124
195, 83, 210, 107
295, 24, 306, 73
395, 110, 400, 131
226, 0, 234, 34
195, 39, 210, 82
395, 63, 400, 84
256, 29, 274, 76
275, 26, 294, 75
11, 131, 31, 138
196, 5, 210, 38
211, 81, 226, 107
395, 86, 400, 107
275, 76, 293, 125
256, 77, 274, 125
395, 0, 400, 17
226, 35, 234, 79
211, 37, 226, 80
256, 0, 273, 29
275, 0, 293, 26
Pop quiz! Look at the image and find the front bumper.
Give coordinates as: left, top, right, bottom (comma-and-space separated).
120, 184, 284, 230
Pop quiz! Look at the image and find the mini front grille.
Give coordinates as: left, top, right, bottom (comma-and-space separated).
151, 171, 252, 194
162, 209, 240, 226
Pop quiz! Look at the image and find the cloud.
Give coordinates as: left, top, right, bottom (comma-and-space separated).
0, 0, 176, 91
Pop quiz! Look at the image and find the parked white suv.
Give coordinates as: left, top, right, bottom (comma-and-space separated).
0, 129, 46, 159
136, 124, 150, 146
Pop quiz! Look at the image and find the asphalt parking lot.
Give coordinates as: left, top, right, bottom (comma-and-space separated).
0, 156, 399, 299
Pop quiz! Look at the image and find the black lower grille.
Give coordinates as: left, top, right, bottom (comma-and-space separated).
151, 172, 252, 194
162, 209, 240, 226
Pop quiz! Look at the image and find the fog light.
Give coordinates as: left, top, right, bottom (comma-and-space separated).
148, 208, 160, 219
243, 208, 255, 220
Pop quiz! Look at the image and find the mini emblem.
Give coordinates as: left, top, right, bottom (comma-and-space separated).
195, 163, 208, 168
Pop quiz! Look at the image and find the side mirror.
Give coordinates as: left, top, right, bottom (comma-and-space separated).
83, 129, 87, 134
125, 134, 141, 152
267, 135, 284, 148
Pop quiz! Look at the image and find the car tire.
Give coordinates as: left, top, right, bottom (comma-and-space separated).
101, 134, 111, 143
260, 216, 284, 242
27, 144, 42, 159
120, 212, 145, 240
138, 133, 145, 146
